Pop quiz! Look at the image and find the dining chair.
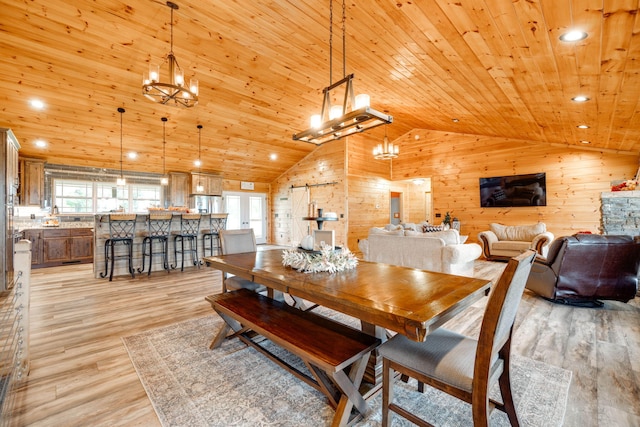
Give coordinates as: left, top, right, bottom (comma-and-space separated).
219, 229, 266, 293
378, 249, 536, 427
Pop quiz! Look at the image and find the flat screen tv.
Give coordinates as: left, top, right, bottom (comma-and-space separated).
479, 172, 546, 207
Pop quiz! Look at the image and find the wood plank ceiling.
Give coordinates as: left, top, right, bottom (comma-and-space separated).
1, 0, 639, 183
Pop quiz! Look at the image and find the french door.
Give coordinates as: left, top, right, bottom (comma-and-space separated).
223, 192, 267, 244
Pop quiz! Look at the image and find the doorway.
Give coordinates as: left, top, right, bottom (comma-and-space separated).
390, 191, 402, 225
223, 192, 267, 244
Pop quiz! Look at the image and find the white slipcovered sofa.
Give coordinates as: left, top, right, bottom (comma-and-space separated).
358, 227, 482, 277
477, 222, 554, 261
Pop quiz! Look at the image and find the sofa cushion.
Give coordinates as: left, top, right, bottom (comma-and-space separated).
490, 222, 546, 241
492, 240, 531, 252
414, 229, 460, 245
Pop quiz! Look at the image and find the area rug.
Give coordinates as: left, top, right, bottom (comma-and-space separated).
123, 315, 571, 427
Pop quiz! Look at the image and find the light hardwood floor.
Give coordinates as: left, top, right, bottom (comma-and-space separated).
8, 258, 640, 426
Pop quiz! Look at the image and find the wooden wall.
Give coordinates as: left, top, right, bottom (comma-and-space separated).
380, 130, 638, 244
345, 134, 390, 250
270, 140, 347, 247
271, 129, 637, 252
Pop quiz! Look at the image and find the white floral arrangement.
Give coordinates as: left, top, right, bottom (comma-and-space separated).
282, 243, 358, 273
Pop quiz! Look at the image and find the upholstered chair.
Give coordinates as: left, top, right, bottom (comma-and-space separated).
378, 250, 536, 426
218, 229, 265, 293
478, 222, 554, 261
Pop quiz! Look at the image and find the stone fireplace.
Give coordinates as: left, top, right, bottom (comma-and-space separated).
600, 190, 640, 236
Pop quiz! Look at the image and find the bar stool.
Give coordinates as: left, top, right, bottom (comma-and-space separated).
171, 213, 201, 271
202, 213, 228, 257
138, 212, 173, 276
99, 214, 137, 281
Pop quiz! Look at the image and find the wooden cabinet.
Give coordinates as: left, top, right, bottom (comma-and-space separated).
20, 157, 45, 206
23, 229, 43, 265
43, 229, 70, 263
70, 230, 93, 261
36, 228, 93, 267
168, 172, 189, 207
191, 173, 223, 195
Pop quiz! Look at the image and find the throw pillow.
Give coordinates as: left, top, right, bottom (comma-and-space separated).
384, 224, 403, 231
369, 227, 404, 236
490, 222, 546, 241
423, 224, 445, 233
403, 223, 418, 232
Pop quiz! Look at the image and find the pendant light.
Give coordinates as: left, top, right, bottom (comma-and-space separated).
292, 0, 392, 145
373, 125, 399, 160
195, 124, 204, 193
142, 1, 198, 107
160, 117, 169, 185
116, 107, 126, 186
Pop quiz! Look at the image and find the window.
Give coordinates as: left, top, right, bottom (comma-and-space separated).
54, 179, 161, 213
55, 180, 93, 213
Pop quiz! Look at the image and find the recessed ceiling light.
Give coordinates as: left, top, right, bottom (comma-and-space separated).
559, 30, 588, 42
34, 139, 47, 148
452, 118, 459, 123
127, 152, 138, 159
577, 124, 590, 129
29, 99, 45, 110
572, 95, 590, 102
580, 140, 591, 144
270, 153, 277, 161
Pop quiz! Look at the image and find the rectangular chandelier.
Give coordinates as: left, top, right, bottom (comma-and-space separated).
293, 74, 393, 145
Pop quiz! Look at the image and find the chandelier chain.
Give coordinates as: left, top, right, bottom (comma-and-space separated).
329, 0, 333, 86
119, 108, 124, 177
162, 117, 167, 175
169, 5, 174, 54
342, 0, 346, 78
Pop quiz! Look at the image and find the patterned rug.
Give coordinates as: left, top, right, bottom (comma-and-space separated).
123, 314, 571, 427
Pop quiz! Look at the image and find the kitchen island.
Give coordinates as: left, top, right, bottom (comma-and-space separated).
93, 213, 224, 279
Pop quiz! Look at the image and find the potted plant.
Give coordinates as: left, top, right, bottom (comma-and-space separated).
443, 211, 451, 229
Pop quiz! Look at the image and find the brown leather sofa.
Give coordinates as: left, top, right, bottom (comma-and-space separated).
525, 234, 640, 305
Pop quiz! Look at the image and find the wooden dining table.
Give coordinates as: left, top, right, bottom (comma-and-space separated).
204, 249, 492, 384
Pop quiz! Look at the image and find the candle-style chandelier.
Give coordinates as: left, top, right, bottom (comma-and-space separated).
373, 125, 399, 160
292, 0, 392, 145
142, 2, 198, 108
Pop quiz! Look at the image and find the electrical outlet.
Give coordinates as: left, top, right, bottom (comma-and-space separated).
435, 213, 441, 218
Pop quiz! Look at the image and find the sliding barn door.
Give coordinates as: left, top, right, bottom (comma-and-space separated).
290, 186, 309, 247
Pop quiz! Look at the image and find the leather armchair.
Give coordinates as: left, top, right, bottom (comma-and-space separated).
525, 234, 640, 305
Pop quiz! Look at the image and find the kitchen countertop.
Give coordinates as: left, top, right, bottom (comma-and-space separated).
17, 222, 95, 231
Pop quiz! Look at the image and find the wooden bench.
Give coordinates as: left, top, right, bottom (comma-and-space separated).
205, 288, 381, 427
